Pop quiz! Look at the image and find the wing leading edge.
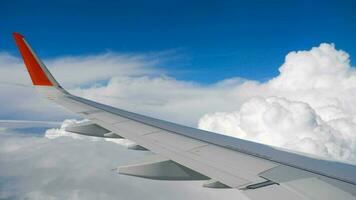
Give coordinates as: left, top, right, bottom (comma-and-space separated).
13, 33, 356, 200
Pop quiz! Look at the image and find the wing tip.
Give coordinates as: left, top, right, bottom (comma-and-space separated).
13, 32, 24, 39
12, 32, 54, 86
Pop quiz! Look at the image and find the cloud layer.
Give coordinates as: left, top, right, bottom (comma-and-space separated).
1, 43, 356, 199
0, 129, 247, 200
2, 43, 356, 162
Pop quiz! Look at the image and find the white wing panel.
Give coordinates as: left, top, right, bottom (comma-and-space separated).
89, 111, 129, 124
114, 120, 162, 136
143, 131, 207, 151
55, 95, 94, 113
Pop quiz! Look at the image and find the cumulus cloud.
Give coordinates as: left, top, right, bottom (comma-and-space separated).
269, 43, 355, 90
199, 97, 356, 162
44, 119, 91, 140
44, 119, 135, 147
199, 43, 356, 163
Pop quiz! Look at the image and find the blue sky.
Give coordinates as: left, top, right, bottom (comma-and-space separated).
1, 0, 356, 83
2, 2, 356, 198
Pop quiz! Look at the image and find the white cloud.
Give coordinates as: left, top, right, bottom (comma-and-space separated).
0, 50, 245, 124
70, 76, 247, 126
44, 119, 91, 140
0, 51, 167, 121
46, 52, 168, 88
0, 120, 61, 129
0, 128, 247, 200
0, 51, 166, 87
199, 43, 356, 163
199, 96, 356, 162
44, 119, 134, 147
269, 43, 355, 90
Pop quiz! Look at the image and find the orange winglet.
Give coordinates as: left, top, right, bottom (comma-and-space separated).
13, 32, 53, 86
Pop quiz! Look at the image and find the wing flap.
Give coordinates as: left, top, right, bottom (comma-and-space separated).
65, 120, 123, 138
260, 165, 356, 196
243, 177, 356, 200
117, 155, 209, 180
188, 144, 278, 188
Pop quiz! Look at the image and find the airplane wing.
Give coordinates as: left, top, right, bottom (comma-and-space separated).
13, 32, 356, 200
